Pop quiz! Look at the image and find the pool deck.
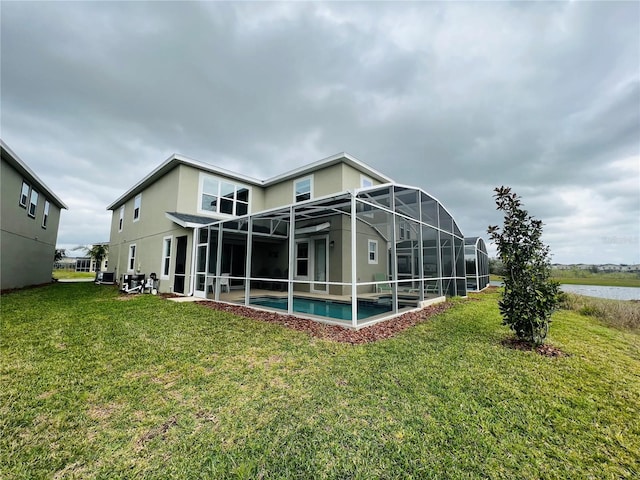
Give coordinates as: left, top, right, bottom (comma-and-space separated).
168, 288, 446, 329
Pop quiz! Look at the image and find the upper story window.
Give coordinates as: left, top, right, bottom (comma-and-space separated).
361, 175, 373, 188
294, 175, 313, 203
20, 181, 30, 207
119, 206, 125, 231
133, 194, 141, 222
28, 190, 39, 218
199, 174, 250, 216
42, 201, 50, 228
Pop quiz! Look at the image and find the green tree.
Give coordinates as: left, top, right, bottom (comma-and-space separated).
54, 249, 65, 262
488, 257, 505, 276
488, 187, 559, 345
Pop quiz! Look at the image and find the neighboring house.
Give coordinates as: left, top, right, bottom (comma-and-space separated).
54, 257, 76, 271
75, 256, 108, 273
107, 152, 467, 328
1, 140, 68, 290
464, 237, 490, 292
75, 243, 109, 272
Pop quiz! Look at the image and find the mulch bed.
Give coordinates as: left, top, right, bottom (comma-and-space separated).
159, 292, 180, 299
195, 301, 453, 344
501, 337, 567, 357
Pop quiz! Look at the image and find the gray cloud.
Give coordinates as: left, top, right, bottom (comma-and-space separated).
1, 1, 638, 263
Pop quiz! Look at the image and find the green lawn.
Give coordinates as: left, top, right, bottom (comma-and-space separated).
52, 269, 96, 280
1, 284, 639, 479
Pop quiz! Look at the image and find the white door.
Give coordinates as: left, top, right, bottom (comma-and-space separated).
194, 243, 208, 298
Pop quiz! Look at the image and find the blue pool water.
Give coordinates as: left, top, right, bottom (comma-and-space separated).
250, 296, 392, 321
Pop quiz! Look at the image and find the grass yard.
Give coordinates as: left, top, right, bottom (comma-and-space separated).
52, 269, 96, 280
1, 284, 639, 479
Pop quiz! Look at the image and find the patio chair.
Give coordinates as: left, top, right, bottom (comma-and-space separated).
220, 273, 230, 293
374, 273, 392, 294
425, 282, 439, 294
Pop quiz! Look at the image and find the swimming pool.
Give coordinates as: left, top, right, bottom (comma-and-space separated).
250, 296, 392, 321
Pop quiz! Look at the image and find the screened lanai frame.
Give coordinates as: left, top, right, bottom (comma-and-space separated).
465, 237, 490, 292
194, 183, 467, 329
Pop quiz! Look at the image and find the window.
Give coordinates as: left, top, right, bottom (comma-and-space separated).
76, 258, 91, 272
28, 190, 39, 218
161, 236, 172, 278
119, 206, 125, 231
368, 240, 378, 264
42, 201, 50, 228
133, 194, 141, 221
296, 241, 309, 277
199, 174, 250, 216
294, 176, 313, 202
128, 244, 136, 272
20, 181, 30, 207
361, 175, 373, 188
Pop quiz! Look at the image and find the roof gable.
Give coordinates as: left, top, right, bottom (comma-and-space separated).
1, 139, 68, 210
107, 152, 394, 211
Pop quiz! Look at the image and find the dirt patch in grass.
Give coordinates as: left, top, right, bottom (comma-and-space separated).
136, 416, 178, 449
501, 337, 567, 357
115, 294, 139, 301
159, 292, 180, 299
196, 301, 453, 344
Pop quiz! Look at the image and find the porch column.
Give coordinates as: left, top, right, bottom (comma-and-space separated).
351, 194, 357, 328
418, 194, 425, 302
244, 218, 253, 306
390, 187, 398, 314
215, 225, 223, 301
189, 229, 198, 296
435, 204, 443, 296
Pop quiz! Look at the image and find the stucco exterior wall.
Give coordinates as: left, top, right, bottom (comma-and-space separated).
108, 166, 193, 292
340, 163, 383, 190
1, 157, 62, 290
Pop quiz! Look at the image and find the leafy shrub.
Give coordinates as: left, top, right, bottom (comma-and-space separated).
488, 186, 559, 345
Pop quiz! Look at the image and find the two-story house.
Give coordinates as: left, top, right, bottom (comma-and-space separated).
107, 152, 467, 328
1, 140, 68, 290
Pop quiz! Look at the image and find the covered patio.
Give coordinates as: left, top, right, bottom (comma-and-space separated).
192, 184, 466, 329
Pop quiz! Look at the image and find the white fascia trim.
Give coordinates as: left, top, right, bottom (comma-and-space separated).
1, 139, 69, 209
107, 153, 263, 211
106, 151, 393, 211
263, 152, 394, 186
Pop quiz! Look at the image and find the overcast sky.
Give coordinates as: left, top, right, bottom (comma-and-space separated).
2, 1, 638, 264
